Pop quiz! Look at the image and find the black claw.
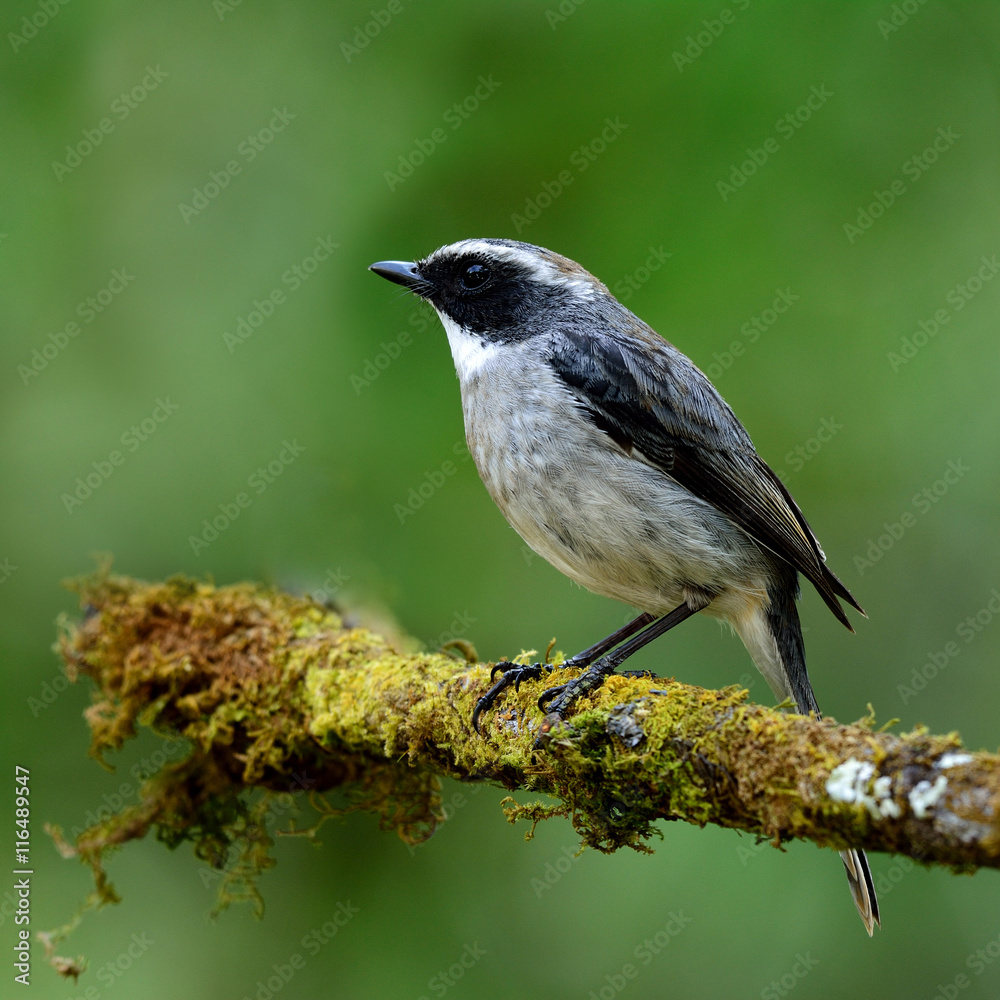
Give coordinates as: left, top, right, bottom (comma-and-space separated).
473, 661, 553, 734
537, 683, 568, 712
488, 660, 516, 683
473, 656, 620, 735
532, 658, 619, 729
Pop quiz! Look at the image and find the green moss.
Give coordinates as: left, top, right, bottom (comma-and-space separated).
50, 567, 1000, 960
57, 571, 449, 921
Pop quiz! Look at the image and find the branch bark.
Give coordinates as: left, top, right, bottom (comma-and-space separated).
54, 571, 1000, 914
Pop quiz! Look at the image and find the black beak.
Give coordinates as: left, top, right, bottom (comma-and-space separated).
369, 260, 423, 289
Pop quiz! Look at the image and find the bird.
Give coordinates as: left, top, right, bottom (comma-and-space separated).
369, 238, 879, 935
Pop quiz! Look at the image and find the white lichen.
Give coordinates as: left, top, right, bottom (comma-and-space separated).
938, 752, 973, 770
909, 775, 949, 818
872, 775, 902, 819
935, 810, 991, 844
827, 759, 873, 802
826, 759, 900, 819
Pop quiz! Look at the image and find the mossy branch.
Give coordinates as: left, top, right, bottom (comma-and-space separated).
53, 572, 1000, 921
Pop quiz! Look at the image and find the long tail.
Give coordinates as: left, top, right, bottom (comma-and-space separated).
840, 848, 880, 937
733, 575, 881, 936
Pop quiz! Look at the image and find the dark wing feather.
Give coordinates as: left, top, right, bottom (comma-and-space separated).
547, 320, 863, 628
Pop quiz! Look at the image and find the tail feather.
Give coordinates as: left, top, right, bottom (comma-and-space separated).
841, 848, 881, 936
824, 563, 866, 618
735, 573, 880, 935
763, 457, 866, 626
763, 580, 819, 716
805, 561, 865, 633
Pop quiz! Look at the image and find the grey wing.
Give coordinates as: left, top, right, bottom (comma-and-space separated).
547, 321, 863, 628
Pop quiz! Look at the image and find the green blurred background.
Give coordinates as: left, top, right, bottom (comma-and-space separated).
3, 1, 1000, 997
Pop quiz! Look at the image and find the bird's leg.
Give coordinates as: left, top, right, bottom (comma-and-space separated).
472, 612, 655, 734
535, 591, 713, 745
559, 611, 658, 669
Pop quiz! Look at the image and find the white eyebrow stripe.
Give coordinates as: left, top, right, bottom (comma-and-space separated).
428, 239, 596, 294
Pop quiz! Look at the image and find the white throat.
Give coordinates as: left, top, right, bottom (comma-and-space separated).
436, 311, 500, 381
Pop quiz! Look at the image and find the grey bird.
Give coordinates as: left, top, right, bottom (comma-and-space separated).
369, 238, 879, 935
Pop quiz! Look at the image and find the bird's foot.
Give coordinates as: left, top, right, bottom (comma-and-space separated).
533, 657, 622, 747
473, 660, 556, 734
474, 659, 655, 739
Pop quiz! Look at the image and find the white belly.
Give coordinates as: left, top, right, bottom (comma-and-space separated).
451, 335, 772, 618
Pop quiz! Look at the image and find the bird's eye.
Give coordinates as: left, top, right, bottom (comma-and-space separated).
461, 263, 490, 289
